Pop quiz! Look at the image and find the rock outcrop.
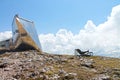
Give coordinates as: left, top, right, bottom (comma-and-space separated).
0, 50, 119, 80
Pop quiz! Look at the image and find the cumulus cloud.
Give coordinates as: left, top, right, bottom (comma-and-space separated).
0, 31, 12, 41
0, 5, 120, 57
39, 5, 120, 57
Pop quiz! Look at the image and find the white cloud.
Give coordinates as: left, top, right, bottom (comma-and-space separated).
0, 31, 12, 41
0, 5, 120, 57
39, 5, 120, 57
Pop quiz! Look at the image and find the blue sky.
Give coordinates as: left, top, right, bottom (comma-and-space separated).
0, 0, 120, 34
0, 0, 120, 57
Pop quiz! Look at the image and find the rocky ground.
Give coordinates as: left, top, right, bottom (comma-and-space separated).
0, 50, 120, 80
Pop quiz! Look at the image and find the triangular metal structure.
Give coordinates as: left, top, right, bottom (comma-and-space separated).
12, 15, 42, 52
0, 15, 42, 52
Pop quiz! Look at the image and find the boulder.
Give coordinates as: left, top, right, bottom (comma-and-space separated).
81, 59, 94, 68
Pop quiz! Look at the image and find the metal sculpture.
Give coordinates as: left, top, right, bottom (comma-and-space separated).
0, 15, 42, 52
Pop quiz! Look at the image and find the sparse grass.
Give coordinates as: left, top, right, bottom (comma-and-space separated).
89, 56, 120, 69
45, 71, 54, 76
0, 51, 120, 80
0, 53, 11, 57
54, 55, 120, 79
